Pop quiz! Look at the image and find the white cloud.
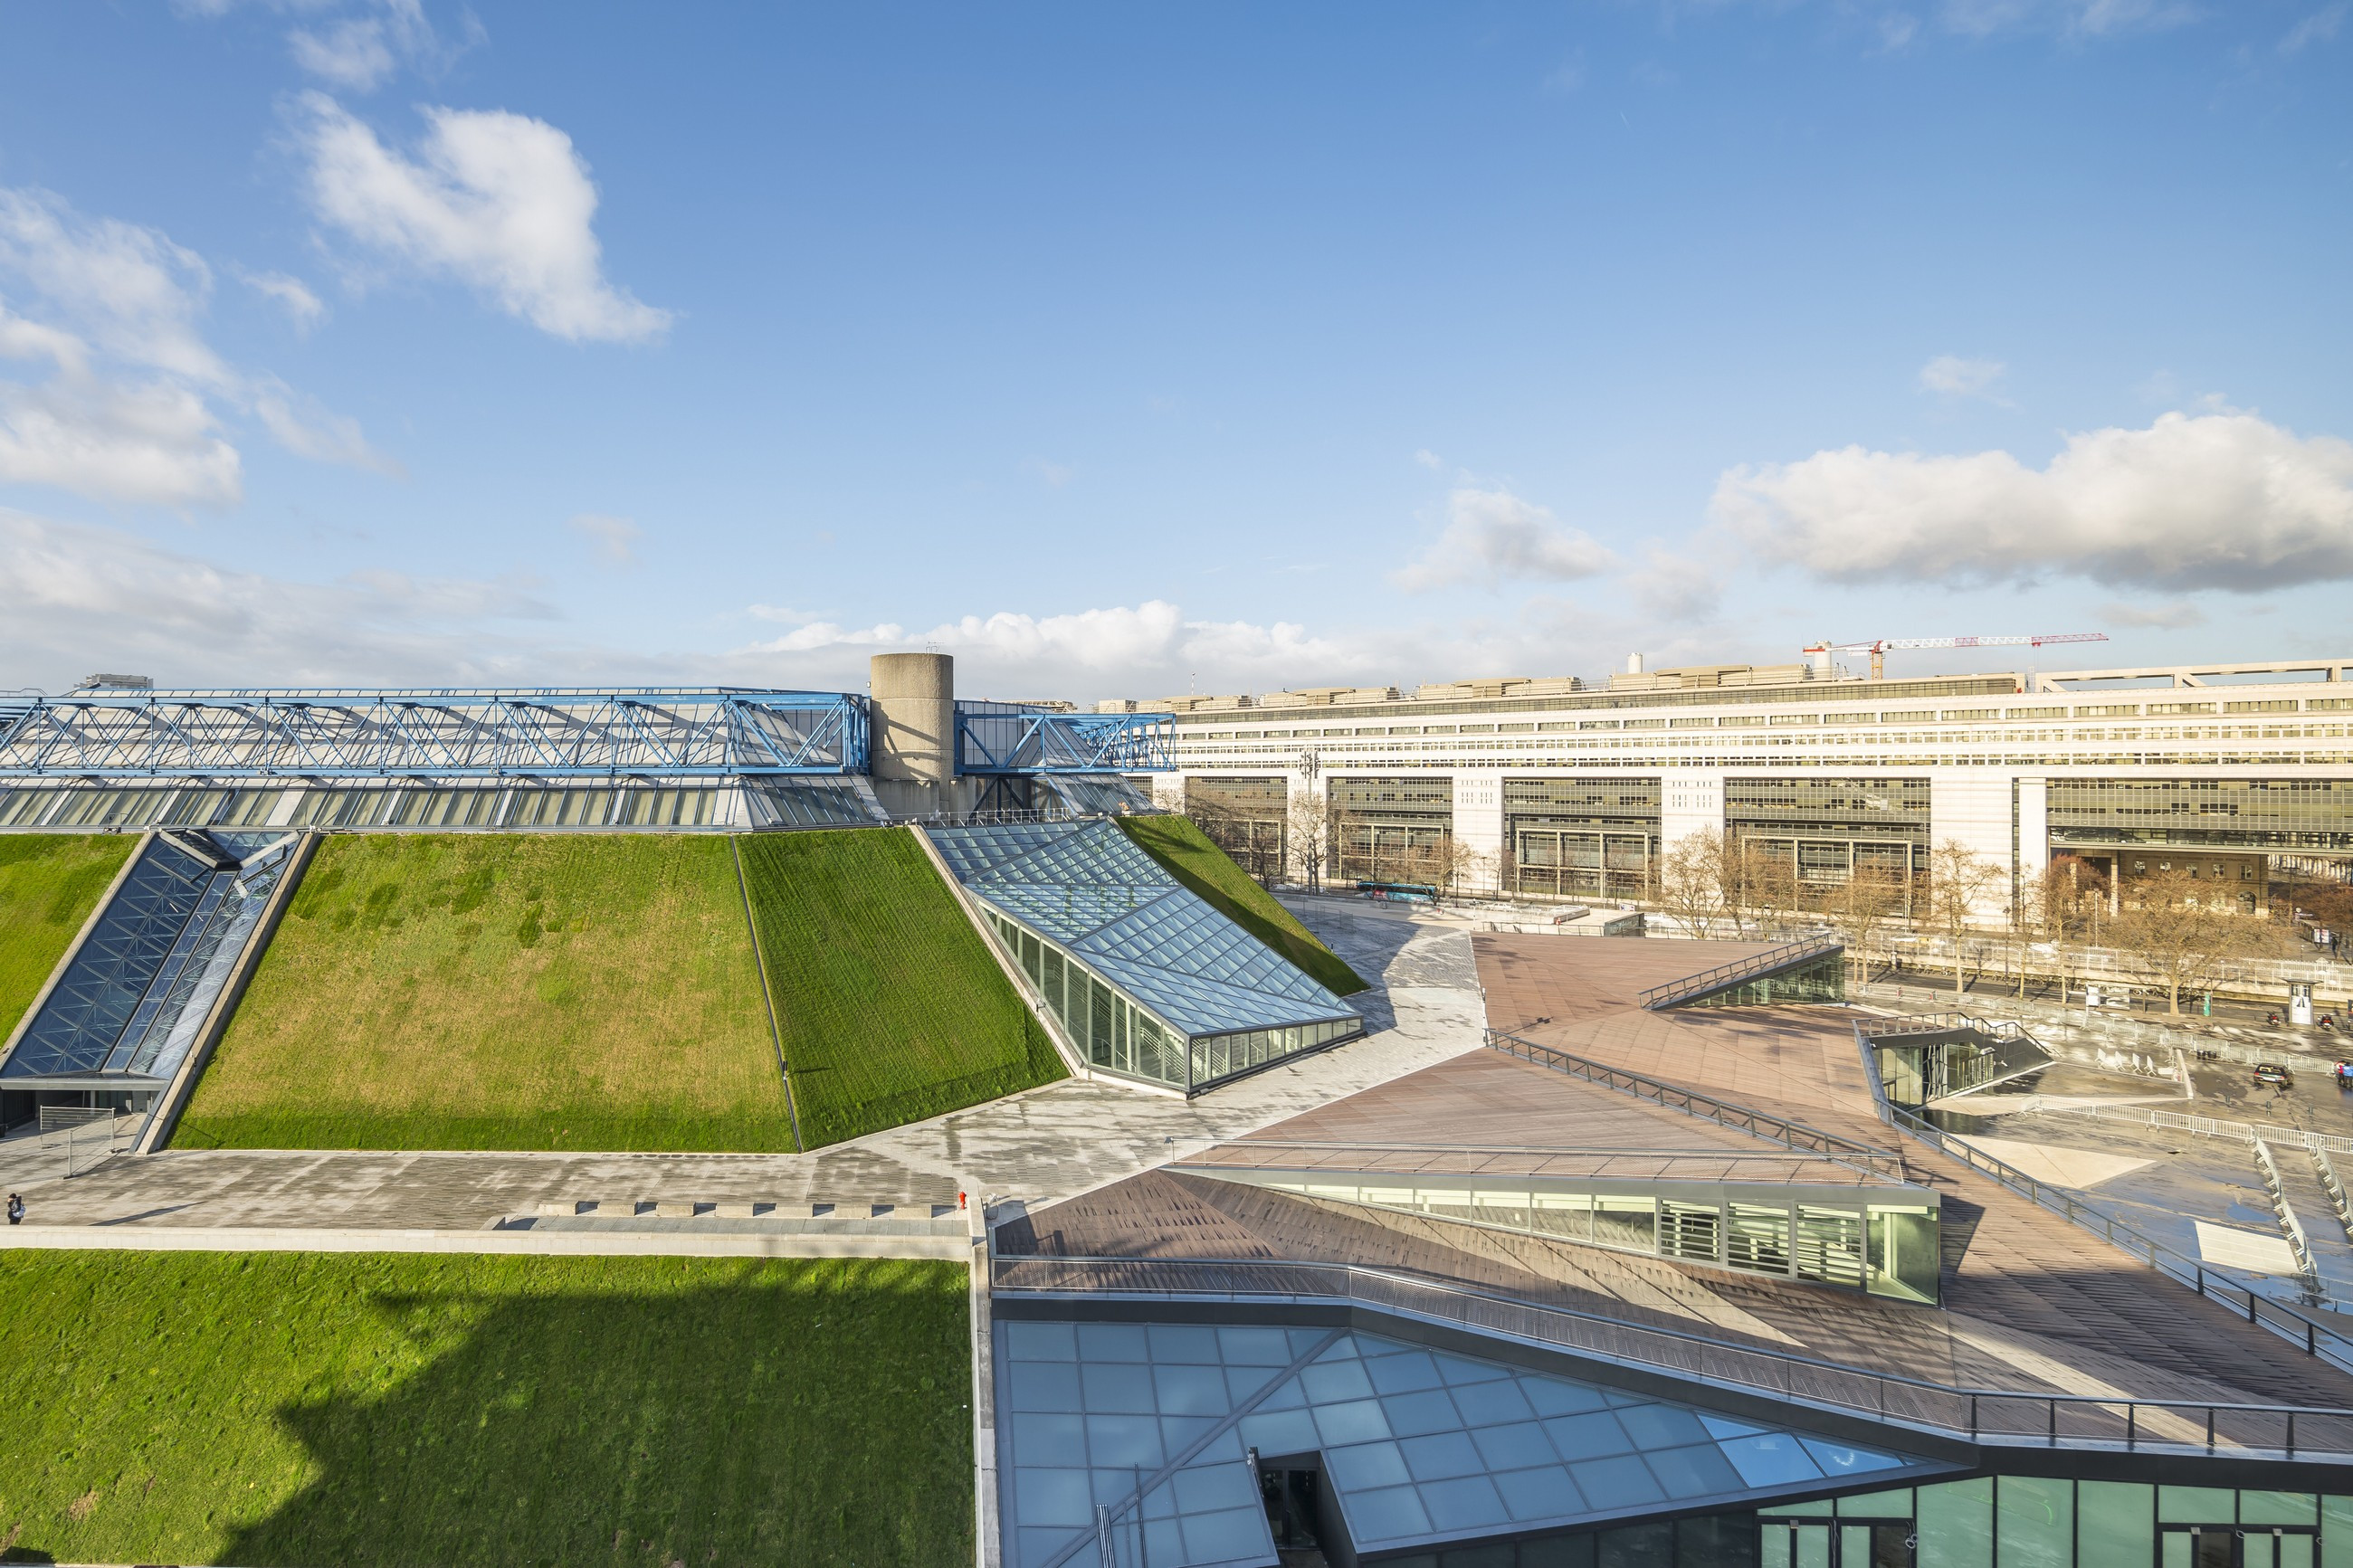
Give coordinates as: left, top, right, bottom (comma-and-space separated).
2098, 600, 2207, 630
1624, 547, 1723, 623
236, 267, 327, 330
0, 189, 225, 384
567, 511, 642, 565
0, 502, 1695, 700
251, 378, 403, 476
1392, 486, 1616, 592
0, 366, 242, 507
296, 93, 672, 345
1026, 458, 1074, 489
1919, 354, 2007, 399
1938, 0, 2196, 36
0, 508, 582, 689
1413, 448, 1443, 470
183, 0, 471, 92
2282, 3, 2347, 52
0, 187, 389, 505
1714, 410, 2353, 593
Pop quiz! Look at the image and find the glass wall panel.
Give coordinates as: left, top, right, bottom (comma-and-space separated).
1727, 1204, 1792, 1274
1868, 1205, 1939, 1302
1594, 1196, 1658, 1251
2077, 1482, 2154, 1568
2245, 1495, 2323, 1528
1997, 1477, 2072, 1568
2160, 1489, 2237, 1525
1796, 1207, 1867, 1288
1919, 1478, 1996, 1568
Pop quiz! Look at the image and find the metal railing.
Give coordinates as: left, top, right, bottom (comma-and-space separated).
1848, 1022, 2353, 1376
2067, 1102, 2353, 1159
1636, 936, 1844, 1010
1483, 1030, 1908, 1179
990, 1253, 2353, 1459
2253, 1138, 2322, 1292
1856, 1011, 2034, 1044
2316, 1146, 2353, 1246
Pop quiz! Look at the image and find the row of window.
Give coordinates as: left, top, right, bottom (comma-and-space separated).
1196, 698, 2353, 742
1236, 1174, 1935, 1302
1762, 1480, 2353, 1568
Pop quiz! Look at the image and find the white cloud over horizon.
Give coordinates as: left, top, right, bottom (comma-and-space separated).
0, 187, 392, 506
1918, 354, 2007, 399
1392, 485, 1616, 592
0, 508, 581, 689
296, 93, 673, 345
1713, 409, 2353, 593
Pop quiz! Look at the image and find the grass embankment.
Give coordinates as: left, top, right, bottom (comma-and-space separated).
0, 833, 136, 1041
1114, 815, 1367, 995
0, 1251, 969, 1568
740, 828, 1063, 1146
175, 833, 788, 1152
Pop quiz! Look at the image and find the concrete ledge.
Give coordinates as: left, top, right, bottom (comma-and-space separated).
0, 1224, 969, 1259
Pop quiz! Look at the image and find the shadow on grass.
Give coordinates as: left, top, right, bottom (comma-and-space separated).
212, 1266, 971, 1568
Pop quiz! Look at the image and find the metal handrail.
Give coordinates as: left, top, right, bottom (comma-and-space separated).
1636, 936, 1844, 1010
990, 1253, 2353, 1459
1483, 1029, 1910, 1180
1857, 1010, 2032, 1042
2253, 1139, 2325, 1298
1848, 1021, 2353, 1377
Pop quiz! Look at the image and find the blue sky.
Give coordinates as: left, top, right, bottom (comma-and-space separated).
0, 1, 2347, 699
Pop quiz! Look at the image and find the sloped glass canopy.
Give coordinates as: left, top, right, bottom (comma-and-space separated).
929, 821, 1361, 1094
1, 830, 296, 1089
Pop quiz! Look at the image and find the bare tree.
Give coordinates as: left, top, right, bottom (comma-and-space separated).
1285, 791, 1334, 892
1738, 841, 1806, 939
2028, 854, 2109, 1003
1925, 839, 2004, 1002
2112, 866, 2260, 1016
1658, 832, 1726, 939
1827, 867, 1908, 986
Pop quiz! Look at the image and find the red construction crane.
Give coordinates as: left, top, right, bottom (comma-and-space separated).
1802, 633, 2108, 681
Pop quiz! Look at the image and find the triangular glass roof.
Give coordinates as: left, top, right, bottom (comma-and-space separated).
929, 821, 1358, 1041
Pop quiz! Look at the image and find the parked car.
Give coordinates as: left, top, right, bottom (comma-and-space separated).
2253, 1062, 2294, 1088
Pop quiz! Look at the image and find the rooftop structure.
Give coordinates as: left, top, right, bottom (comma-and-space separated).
0, 656, 1175, 834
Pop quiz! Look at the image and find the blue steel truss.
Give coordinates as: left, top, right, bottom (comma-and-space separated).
0, 688, 869, 780
956, 704, 1173, 774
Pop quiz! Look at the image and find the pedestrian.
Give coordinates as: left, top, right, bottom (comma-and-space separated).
5, 1193, 20, 1226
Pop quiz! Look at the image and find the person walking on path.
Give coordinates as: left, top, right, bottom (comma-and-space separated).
5, 1193, 21, 1225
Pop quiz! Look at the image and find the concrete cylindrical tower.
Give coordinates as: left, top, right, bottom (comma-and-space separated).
870, 653, 955, 813
1624, 652, 1645, 676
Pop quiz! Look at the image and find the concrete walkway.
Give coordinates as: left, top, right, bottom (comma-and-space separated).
0, 904, 1484, 1240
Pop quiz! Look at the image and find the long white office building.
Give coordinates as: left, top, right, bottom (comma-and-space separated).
1110, 654, 2353, 915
